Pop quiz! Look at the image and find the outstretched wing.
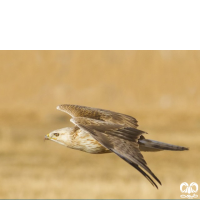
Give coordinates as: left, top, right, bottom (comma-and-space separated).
57, 104, 138, 128
70, 117, 161, 188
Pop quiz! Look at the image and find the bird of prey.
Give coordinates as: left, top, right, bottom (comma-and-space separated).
45, 104, 189, 188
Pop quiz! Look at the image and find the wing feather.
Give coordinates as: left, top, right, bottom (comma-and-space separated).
71, 117, 161, 188
58, 104, 138, 128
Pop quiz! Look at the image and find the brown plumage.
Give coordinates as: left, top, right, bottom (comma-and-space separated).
45, 104, 189, 189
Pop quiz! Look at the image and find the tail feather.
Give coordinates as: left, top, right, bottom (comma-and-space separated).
139, 138, 189, 152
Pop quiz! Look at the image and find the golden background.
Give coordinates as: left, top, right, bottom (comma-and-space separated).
0, 51, 199, 199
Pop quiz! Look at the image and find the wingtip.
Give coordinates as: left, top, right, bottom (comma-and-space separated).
56, 105, 61, 110
70, 118, 75, 123
153, 179, 162, 189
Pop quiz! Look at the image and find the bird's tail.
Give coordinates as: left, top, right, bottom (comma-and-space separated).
138, 137, 189, 152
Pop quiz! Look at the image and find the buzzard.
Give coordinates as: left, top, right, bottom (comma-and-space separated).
45, 104, 188, 188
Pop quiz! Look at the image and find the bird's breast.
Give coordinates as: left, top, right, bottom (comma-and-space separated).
70, 129, 111, 154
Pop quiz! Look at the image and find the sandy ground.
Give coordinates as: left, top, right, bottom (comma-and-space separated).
0, 118, 198, 199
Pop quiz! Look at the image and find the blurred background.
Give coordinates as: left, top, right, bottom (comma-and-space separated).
0, 51, 199, 199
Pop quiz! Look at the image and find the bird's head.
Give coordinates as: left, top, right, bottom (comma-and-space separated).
44, 127, 73, 146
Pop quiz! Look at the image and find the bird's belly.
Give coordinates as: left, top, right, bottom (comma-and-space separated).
71, 130, 111, 154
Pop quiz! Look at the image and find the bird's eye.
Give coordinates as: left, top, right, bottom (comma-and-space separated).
54, 133, 59, 137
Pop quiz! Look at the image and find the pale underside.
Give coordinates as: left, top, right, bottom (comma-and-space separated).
62, 127, 111, 154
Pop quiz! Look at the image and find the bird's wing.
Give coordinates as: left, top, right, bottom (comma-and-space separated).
57, 104, 138, 128
70, 117, 161, 188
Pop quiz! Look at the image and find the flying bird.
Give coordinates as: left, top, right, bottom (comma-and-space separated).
45, 104, 189, 188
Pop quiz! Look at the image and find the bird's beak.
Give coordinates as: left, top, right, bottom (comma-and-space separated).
44, 134, 50, 140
